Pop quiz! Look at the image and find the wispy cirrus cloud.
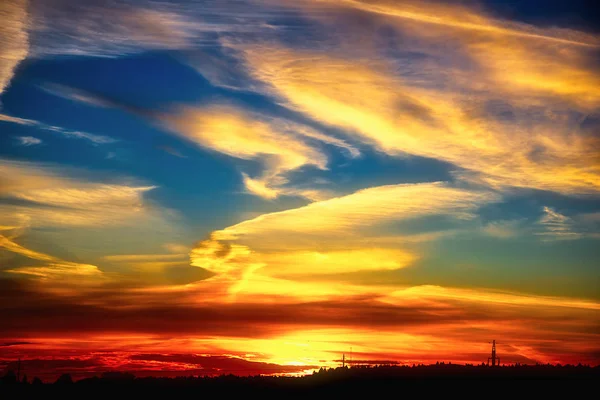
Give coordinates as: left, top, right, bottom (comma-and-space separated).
186, 182, 497, 302
29, 1, 197, 57
536, 206, 584, 241
38, 83, 359, 200
0, 159, 183, 284
482, 220, 521, 239
28, 0, 286, 58
0, 159, 158, 229
0, 112, 117, 144
211, 182, 497, 244
0, 234, 103, 282
0, 0, 28, 98
232, 43, 599, 196
161, 103, 360, 200
199, 0, 600, 197
16, 136, 42, 146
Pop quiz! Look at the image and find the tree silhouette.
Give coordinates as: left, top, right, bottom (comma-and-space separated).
55, 373, 73, 385
1, 370, 17, 385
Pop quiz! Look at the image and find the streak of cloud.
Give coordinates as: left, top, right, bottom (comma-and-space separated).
188, 182, 497, 301
234, 44, 599, 196
0, 112, 117, 144
16, 136, 42, 146
0, 234, 103, 282
0, 159, 158, 228
537, 207, 583, 241
162, 103, 360, 199
0, 0, 28, 98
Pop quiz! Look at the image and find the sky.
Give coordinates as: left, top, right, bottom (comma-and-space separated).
1, 0, 599, 381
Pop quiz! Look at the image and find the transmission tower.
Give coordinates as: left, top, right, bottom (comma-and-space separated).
487, 340, 501, 366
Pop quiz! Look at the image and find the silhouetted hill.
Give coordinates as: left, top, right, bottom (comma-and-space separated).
2, 364, 598, 395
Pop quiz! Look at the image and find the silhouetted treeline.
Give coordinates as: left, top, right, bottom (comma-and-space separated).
2, 364, 598, 395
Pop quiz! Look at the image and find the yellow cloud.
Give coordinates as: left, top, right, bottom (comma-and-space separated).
0, 0, 28, 95
383, 284, 600, 311
236, 43, 599, 195
0, 159, 159, 228
256, 248, 417, 276
162, 103, 358, 199
213, 182, 496, 245
5, 263, 102, 281
1, 234, 103, 282
188, 182, 494, 300
103, 254, 187, 262
0, 234, 57, 263
467, 39, 600, 108
315, 0, 598, 47
103, 253, 190, 273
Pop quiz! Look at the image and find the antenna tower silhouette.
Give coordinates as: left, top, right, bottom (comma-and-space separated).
487, 340, 500, 366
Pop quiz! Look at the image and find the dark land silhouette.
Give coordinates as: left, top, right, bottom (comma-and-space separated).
2, 363, 598, 395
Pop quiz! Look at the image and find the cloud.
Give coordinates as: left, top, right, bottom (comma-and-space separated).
162, 103, 359, 199
0, 0, 28, 98
16, 136, 42, 146
0, 112, 117, 144
234, 44, 600, 196
40, 83, 126, 109
1, 277, 598, 368
482, 220, 521, 239
103, 253, 190, 273
0, 341, 32, 347
0, 159, 158, 228
38, 84, 360, 201
187, 182, 497, 301
157, 145, 187, 158
103, 254, 188, 263
27, 0, 286, 59
536, 207, 583, 241
0, 157, 183, 283
0, 353, 315, 382
302, 0, 598, 47
29, 1, 197, 57
0, 113, 36, 125
208, 0, 600, 197
212, 182, 496, 244
0, 234, 103, 282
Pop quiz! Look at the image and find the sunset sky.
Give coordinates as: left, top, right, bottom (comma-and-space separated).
1, 0, 599, 382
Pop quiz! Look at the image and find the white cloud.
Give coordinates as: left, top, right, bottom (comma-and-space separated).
0, 112, 116, 144
482, 220, 521, 239
16, 136, 42, 146
537, 207, 581, 241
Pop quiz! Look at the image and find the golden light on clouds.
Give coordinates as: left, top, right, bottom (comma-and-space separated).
0, 160, 158, 228
213, 182, 496, 243
237, 44, 600, 195
217, 0, 600, 197
1, 0, 599, 375
163, 103, 358, 199
0, 0, 28, 95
